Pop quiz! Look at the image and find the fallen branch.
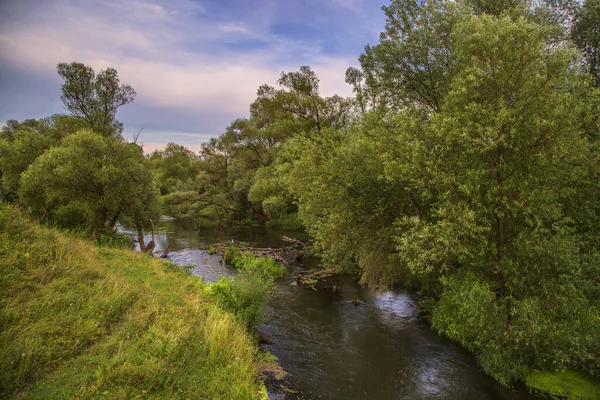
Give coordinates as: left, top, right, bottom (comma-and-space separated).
159, 246, 169, 258
281, 236, 306, 247
198, 239, 307, 266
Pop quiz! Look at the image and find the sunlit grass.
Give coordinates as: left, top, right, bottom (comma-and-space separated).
525, 370, 600, 399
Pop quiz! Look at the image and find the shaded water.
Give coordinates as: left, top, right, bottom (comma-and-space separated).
122, 218, 538, 400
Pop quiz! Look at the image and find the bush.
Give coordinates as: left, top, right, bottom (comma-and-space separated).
205, 273, 273, 331
98, 229, 134, 249
431, 269, 598, 385
231, 252, 287, 280
224, 245, 238, 263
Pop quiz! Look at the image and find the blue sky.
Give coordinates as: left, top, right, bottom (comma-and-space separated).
0, 0, 386, 152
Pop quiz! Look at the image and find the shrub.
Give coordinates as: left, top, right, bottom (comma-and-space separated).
231, 252, 287, 280
205, 273, 273, 331
98, 229, 135, 249
224, 245, 238, 263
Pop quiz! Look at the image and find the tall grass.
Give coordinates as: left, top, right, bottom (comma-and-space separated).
0, 204, 268, 399
206, 247, 286, 331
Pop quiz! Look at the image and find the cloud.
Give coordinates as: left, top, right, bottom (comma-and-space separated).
0, 0, 384, 143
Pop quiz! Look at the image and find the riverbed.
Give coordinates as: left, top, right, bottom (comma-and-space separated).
123, 218, 539, 400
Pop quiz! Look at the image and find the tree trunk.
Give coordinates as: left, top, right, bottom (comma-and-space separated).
109, 211, 121, 229
90, 207, 108, 242
137, 231, 146, 251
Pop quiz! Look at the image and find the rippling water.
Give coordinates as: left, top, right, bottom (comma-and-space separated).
120, 218, 538, 400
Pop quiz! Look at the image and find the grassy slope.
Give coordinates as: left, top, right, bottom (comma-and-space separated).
0, 205, 267, 399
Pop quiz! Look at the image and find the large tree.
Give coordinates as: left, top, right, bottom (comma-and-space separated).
394, 13, 599, 382
57, 62, 136, 136
19, 130, 159, 241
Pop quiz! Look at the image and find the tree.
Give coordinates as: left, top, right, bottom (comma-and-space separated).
572, 0, 600, 88
251, 66, 354, 134
149, 143, 200, 195
465, 0, 524, 15
394, 13, 599, 382
57, 62, 136, 136
0, 115, 87, 201
19, 130, 159, 241
358, 0, 463, 113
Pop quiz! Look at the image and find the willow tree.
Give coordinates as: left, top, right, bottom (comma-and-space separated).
20, 130, 159, 241
393, 13, 599, 383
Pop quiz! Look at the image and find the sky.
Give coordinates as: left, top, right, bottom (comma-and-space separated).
0, 0, 386, 153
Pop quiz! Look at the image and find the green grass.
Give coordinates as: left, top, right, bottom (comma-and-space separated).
0, 204, 269, 399
207, 248, 286, 331
205, 274, 273, 331
525, 370, 600, 399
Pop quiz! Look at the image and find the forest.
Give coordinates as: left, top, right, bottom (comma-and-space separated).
1, 0, 599, 396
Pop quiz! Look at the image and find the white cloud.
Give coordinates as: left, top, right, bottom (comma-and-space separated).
218, 23, 251, 34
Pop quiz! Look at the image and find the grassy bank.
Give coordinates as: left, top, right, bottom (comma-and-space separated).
0, 205, 268, 399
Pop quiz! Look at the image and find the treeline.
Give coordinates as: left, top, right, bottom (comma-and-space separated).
1, 0, 599, 388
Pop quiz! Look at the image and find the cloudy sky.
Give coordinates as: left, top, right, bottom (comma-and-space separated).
0, 0, 386, 152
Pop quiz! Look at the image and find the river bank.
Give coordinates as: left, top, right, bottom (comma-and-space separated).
0, 205, 269, 399
124, 216, 551, 400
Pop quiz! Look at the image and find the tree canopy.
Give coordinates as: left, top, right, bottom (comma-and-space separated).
57, 62, 136, 136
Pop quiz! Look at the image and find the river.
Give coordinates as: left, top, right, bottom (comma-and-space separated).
123, 217, 539, 400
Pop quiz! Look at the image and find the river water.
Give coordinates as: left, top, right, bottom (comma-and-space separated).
123, 218, 538, 400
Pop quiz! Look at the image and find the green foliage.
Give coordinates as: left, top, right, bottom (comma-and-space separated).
0, 115, 87, 201
57, 62, 135, 136
359, 0, 464, 112
230, 252, 287, 280
572, 0, 600, 88
525, 370, 600, 399
206, 246, 284, 331
148, 142, 200, 196
223, 246, 286, 280
0, 204, 267, 399
51, 200, 92, 230
98, 229, 135, 249
392, 12, 600, 383
19, 129, 160, 240
266, 212, 304, 231
205, 274, 273, 331
261, 196, 287, 219
241, 0, 600, 387
224, 245, 238, 263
